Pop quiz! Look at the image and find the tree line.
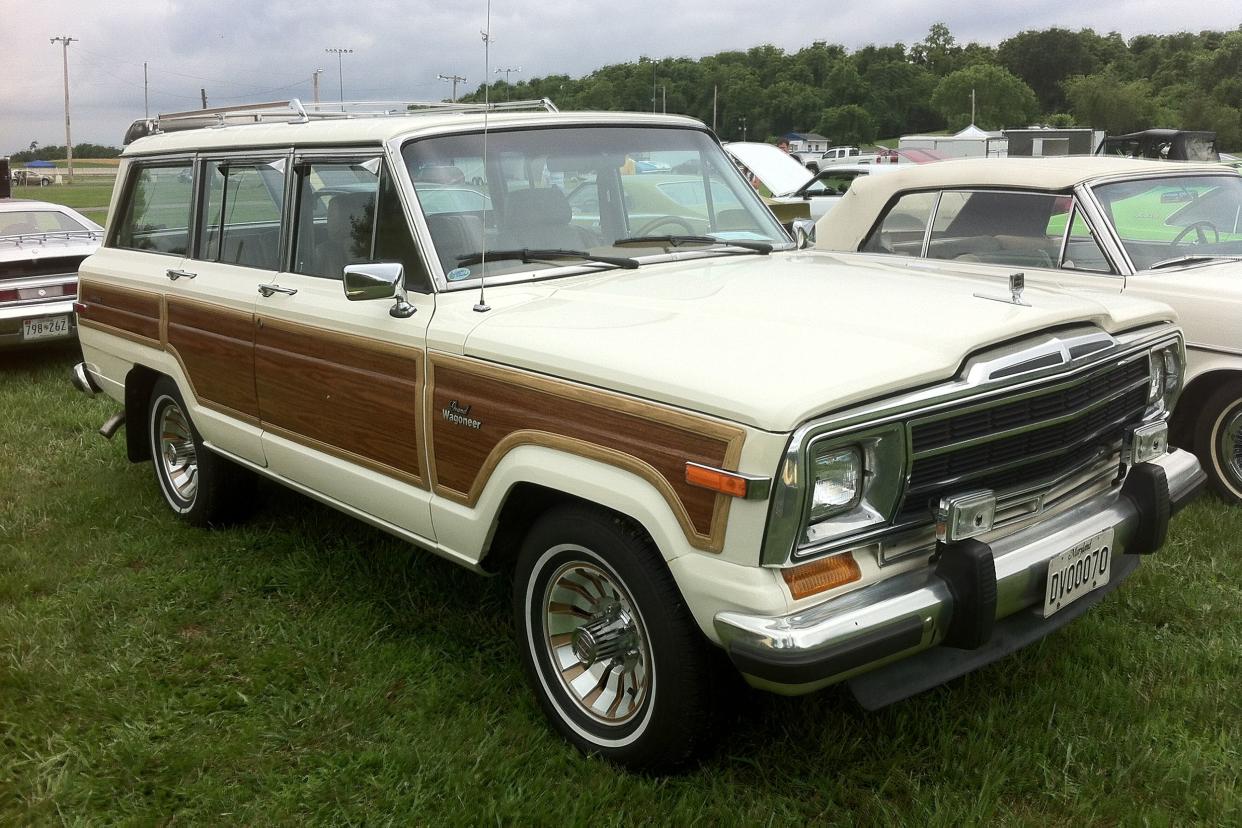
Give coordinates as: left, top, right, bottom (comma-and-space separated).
10, 144, 122, 162
460, 24, 1242, 150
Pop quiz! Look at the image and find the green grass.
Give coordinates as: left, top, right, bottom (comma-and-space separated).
10, 181, 115, 217
1, 348, 1239, 823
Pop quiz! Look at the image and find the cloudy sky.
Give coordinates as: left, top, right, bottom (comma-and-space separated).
2, 0, 1234, 153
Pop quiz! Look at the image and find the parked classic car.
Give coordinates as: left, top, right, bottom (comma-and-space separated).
73, 102, 1202, 769
11, 168, 55, 186
1096, 129, 1218, 162
724, 142, 891, 221
1, 198, 102, 347
816, 156, 1242, 504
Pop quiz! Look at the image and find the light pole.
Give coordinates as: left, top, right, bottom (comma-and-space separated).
738, 116, 748, 142
312, 68, 325, 104
50, 36, 77, 183
437, 73, 466, 103
494, 66, 520, 101
324, 48, 352, 106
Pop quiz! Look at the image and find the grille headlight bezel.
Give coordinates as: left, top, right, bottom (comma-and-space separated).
799, 423, 907, 553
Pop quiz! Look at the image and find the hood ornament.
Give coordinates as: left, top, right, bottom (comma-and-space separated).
974, 271, 1031, 307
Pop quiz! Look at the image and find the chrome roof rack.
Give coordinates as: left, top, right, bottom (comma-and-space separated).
123, 97, 559, 145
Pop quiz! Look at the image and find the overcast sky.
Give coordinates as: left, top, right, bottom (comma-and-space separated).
2, 0, 1237, 153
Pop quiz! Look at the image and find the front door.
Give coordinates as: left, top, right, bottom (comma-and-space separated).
252, 152, 437, 542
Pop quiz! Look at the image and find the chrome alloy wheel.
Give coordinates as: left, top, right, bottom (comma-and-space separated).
1219, 406, 1242, 489
541, 552, 651, 725
157, 402, 199, 502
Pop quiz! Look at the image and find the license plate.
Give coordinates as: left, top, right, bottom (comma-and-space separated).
21, 315, 71, 341
1043, 528, 1113, 617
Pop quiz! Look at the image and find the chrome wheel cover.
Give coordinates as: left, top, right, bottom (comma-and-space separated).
158, 402, 198, 502
541, 550, 651, 726
1219, 404, 1242, 489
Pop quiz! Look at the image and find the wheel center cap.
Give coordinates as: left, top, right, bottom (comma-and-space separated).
571, 605, 634, 666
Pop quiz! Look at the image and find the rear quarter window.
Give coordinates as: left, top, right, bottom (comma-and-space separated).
111, 163, 194, 256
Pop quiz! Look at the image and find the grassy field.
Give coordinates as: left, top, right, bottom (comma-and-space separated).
10, 180, 115, 219
1, 346, 1238, 823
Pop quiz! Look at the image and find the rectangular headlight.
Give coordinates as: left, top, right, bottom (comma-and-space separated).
810, 445, 862, 521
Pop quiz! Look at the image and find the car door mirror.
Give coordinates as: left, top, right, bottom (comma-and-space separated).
343, 262, 416, 318
792, 219, 815, 249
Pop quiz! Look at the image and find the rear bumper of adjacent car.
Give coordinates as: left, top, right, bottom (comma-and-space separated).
713, 448, 1206, 703
0, 298, 78, 347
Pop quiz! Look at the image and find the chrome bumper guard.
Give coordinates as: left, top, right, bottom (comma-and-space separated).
714, 448, 1206, 700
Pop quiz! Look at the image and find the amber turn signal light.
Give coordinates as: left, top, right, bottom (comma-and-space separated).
685, 463, 750, 498
782, 554, 862, 600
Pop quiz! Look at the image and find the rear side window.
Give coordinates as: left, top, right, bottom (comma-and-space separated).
861, 191, 935, 256
199, 159, 286, 270
111, 163, 193, 255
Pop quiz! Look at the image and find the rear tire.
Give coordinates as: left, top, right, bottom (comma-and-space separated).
1193, 379, 1242, 505
147, 377, 252, 526
513, 504, 719, 770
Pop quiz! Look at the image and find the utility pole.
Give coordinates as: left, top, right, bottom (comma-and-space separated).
738, 116, 748, 142
661, 85, 666, 114
652, 61, 657, 113
437, 73, 466, 103
325, 48, 353, 106
971, 87, 976, 126
494, 66, 520, 101
50, 36, 77, 183
143, 61, 149, 118
200, 88, 208, 109
312, 68, 324, 104
712, 85, 717, 133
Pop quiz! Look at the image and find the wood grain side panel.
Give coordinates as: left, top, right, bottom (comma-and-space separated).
166, 297, 259, 419
76, 280, 162, 345
255, 317, 424, 486
428, 355, 745, 552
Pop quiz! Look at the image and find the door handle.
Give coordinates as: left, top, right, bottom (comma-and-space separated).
166, 268, 196, 281
257, 283, 297, 297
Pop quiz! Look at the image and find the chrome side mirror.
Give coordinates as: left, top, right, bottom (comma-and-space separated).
343, 262, 416, 318
791, 219, 815, 250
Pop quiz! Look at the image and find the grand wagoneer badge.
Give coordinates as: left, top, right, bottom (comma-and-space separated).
442, 400, 482, 429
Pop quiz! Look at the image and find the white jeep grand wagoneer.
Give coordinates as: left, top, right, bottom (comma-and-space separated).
72, 100, 1204, 769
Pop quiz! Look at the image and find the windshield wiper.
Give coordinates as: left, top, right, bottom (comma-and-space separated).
1147, 254, 1241, 270
457, 248, 639, 269
611, 234, 773, 254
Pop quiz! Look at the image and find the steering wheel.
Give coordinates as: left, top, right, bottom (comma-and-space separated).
1170, 220, 1220, 247
633, 215, 696, 237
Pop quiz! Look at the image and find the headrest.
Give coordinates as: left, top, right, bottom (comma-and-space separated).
505, 187, 571, 227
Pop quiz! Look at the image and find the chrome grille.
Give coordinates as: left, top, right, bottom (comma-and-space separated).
899, 356, 1150, 522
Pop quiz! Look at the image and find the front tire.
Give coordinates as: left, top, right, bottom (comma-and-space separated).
147, 377, 251, 526
513, 505, 718, 770
1193, 379, 1242, 504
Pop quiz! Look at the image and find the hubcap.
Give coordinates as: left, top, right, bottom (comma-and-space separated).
158, 403, 198, 502
542, 556, 650, 725
1220, 405, 1242, 488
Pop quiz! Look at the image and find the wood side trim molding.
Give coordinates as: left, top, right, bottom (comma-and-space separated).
427, 353, 746, 553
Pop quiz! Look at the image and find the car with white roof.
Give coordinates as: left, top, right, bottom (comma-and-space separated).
1, 199, 102, 347
71, 101, 1202, 769
816, 156, 1242, 505
724, 141, 892, 221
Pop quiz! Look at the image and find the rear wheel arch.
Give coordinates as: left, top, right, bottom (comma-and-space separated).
123, 363, 162, 462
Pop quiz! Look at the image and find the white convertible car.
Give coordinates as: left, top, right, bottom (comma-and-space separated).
817, 156, 1242, 504
724, 141, 893, 221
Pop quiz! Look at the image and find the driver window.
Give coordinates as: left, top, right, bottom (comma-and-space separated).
862, 191, 935, 256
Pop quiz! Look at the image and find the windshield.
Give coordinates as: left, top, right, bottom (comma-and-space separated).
0, 209, 91, 236
1091, 174, 1242, 270
403, 126, 790, 282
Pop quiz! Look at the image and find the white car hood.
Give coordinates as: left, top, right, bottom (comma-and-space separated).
723, 142, 812, 197
459, 251, 1174, 432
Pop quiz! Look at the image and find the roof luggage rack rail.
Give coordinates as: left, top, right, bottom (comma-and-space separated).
123, 97, 559, 144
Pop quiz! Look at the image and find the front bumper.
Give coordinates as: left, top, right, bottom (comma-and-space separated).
713, 448, 1206, 701
0, 298, 78, 347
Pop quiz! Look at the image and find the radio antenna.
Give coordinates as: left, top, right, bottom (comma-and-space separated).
473, 0, 494, 313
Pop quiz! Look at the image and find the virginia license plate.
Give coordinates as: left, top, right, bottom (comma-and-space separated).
21, 315, 71, 341
1042, 528, 1114, 617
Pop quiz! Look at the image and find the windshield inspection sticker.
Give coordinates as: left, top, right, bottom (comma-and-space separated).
446, 267, 472, 281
